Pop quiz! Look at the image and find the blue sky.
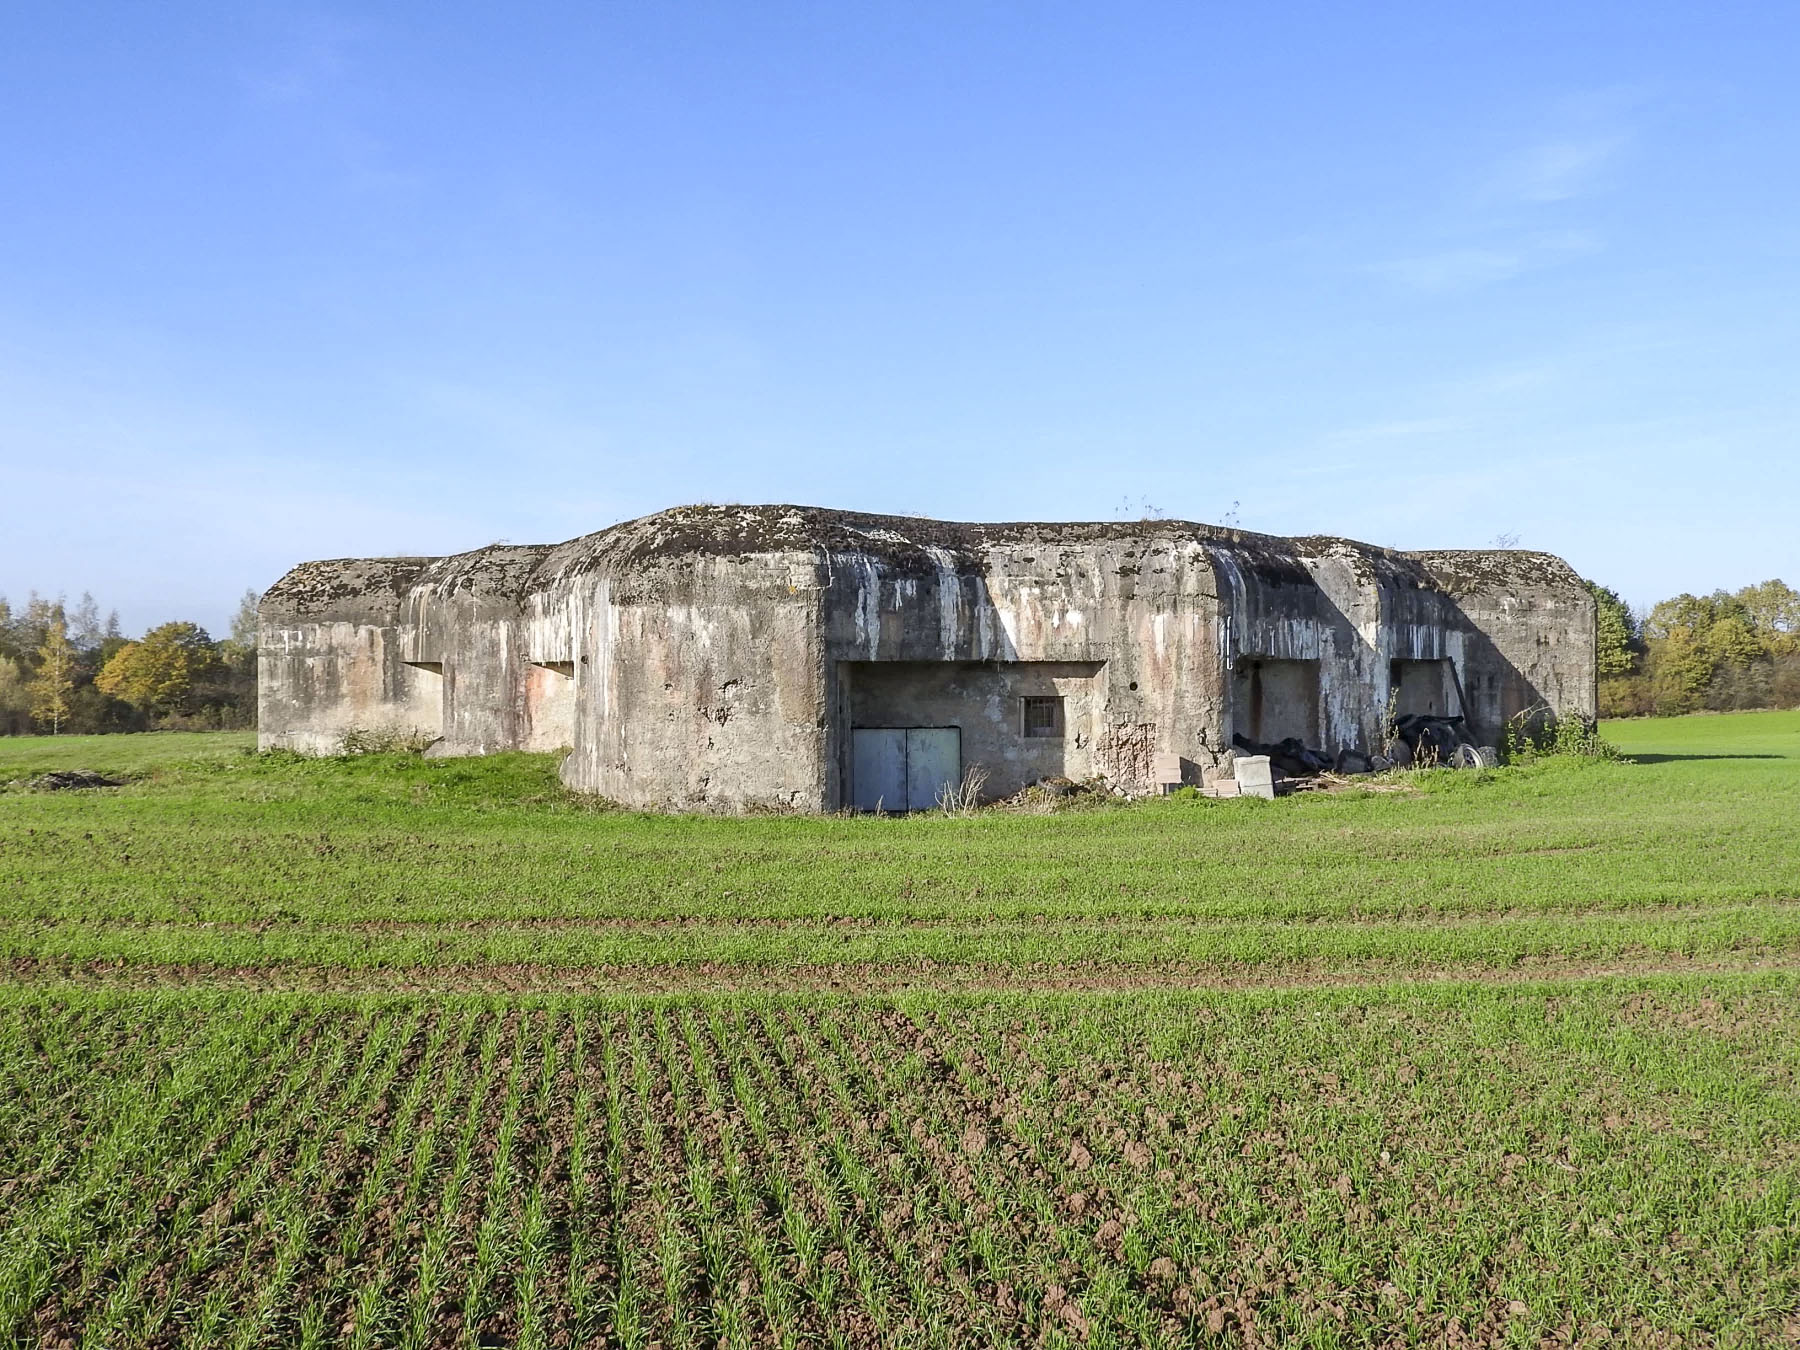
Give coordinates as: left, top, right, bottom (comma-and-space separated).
3, 2, 1796, 634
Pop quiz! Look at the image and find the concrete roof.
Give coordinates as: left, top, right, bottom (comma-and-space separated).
264, 504, 1589, 616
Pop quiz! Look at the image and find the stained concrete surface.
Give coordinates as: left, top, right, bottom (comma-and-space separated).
260, 505, 1597, 811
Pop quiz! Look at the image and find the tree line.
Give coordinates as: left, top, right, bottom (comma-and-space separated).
0, 591, 260, 736
1589, 579, 1799, 718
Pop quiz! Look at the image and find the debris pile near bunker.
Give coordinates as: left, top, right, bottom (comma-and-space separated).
28, 770, 125, 792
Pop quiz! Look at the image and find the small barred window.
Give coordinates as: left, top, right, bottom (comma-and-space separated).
1022, 696, 1065, 738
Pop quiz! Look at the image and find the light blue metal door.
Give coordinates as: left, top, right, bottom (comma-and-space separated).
851, 727, 962, 811
851, 729, 907, 812
905, 728, 961, 810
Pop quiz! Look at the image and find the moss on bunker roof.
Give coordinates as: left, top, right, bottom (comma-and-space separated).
548, 504, 1331, 586
263, 505, 1589, 611
261, 557, 438, 615
1406, 549, 1586, 596
414, 544, 557, 598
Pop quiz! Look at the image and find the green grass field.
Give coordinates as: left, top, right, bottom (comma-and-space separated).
3, 712, 1798, 984
2, 712, 1797, 1345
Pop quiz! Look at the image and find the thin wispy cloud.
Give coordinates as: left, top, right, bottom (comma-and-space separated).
236, 16, 364, 105
1319, 416, 1468, 450
1366, 89, 1636, 295
1481, 136, 1625, 204
1375, 229, 1600, 294
1304, 333, 1671, 504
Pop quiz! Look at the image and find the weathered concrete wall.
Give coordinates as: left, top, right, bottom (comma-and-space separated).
259, 505, 1598, 809
402, 545, 561, 758
1205, 535, 1460, 755
1409, 551, 1598, 739
1261, 540, 1600, 751
845, 660, 1107, 797
261, 543, 582, 758
812, 525, 1228, 798
259, 558, 443, 753
553, 549, 829, 811
1290, 543, 1410, 752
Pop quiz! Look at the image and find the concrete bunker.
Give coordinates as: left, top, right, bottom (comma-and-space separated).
259, 505, 1599, 811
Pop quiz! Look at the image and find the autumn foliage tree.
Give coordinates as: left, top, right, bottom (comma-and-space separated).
1586, 583, 1641, 679
27, 619, 76, 734
96, 622, 226, 718
1596, 578, 1800, 717
0, 591, 259, 734
0, 656, 29, 734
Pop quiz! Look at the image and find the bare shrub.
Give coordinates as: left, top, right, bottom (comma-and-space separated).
936, 762, 990, 816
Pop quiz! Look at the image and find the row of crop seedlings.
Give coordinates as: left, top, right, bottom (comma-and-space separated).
0, 1003, 229, 1216
0, 1004, 174, 1209
884, 1002, 1145, 1335
187, 1008, 418, 1347
807, 1005, 1102, 1342
6, 1006, 401, 1345
4, 1007, 587, 1345
1, 1005, 323, 1342
885, 1001, 1446, 1342
823, 1002, 1292, 1343
2, 1001, 1272, 1348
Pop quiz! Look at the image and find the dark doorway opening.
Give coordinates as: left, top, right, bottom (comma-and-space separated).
1390, 658, 1461, 719
1234, 658, 1320, 744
